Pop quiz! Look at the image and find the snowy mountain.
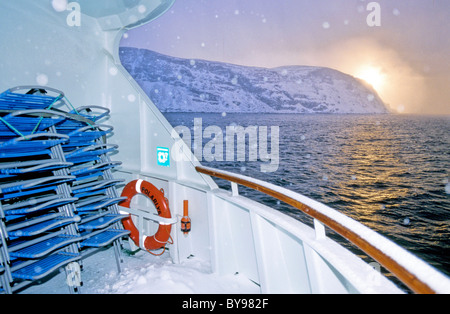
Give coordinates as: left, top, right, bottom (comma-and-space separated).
119, 47, 388, 114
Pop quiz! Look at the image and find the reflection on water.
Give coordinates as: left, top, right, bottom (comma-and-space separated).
165, 113, 450, 277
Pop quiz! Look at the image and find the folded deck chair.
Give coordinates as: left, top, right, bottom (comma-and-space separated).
0, 133, 69, 159
0, 86, 64, 111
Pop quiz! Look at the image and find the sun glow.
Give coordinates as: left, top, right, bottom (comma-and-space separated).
355, 66, 386, 93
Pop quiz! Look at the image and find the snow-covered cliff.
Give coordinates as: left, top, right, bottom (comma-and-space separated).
120, 47, 388, 114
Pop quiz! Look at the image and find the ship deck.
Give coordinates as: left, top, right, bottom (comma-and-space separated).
19, 245, 260, 294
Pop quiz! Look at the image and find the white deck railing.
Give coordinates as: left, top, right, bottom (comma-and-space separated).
196, 165, 450, 294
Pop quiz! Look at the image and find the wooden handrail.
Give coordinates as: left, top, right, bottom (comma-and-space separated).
196, 165, 445, 294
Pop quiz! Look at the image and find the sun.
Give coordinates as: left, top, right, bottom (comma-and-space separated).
355, 66, 386, 93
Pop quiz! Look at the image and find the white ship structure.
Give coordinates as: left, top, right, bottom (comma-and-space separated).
0, 0, 449, 294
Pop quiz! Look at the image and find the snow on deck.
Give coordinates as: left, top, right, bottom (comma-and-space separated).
20, 247, 260, 294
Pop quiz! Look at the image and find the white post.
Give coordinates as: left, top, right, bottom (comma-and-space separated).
314, 219, 326, 240
231, 182, 239, 197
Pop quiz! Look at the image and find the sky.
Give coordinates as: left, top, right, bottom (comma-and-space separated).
121, 0, 450, 115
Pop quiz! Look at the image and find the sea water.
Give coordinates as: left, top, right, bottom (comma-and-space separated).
165, 112, 450, 277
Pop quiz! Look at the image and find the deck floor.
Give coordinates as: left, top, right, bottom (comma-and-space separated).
18, 246, 260, 294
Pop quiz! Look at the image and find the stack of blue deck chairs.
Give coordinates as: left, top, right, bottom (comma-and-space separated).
0, 86, 130, 294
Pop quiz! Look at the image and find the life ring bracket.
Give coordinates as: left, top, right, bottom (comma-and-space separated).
118, 205, 178, 226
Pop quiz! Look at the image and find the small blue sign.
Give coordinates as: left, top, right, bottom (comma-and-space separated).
157, 147, 170, 167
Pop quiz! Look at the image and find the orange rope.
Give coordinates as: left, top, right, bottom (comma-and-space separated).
146, 234, 173, 256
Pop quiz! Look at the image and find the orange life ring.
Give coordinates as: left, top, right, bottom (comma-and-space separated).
120, 179, 172, 252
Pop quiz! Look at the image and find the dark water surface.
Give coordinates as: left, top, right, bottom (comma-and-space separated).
165, 113, 450, 278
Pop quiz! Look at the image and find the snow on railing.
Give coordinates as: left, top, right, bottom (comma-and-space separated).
196, 165, 450, 294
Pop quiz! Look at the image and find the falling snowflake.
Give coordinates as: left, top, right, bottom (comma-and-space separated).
109, 67, 118, 76
138, 5, 147, 14
36, 74, 49, 86
127, 94, 136, 102
52, 0, 67, 12
34, 266, 43, 274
